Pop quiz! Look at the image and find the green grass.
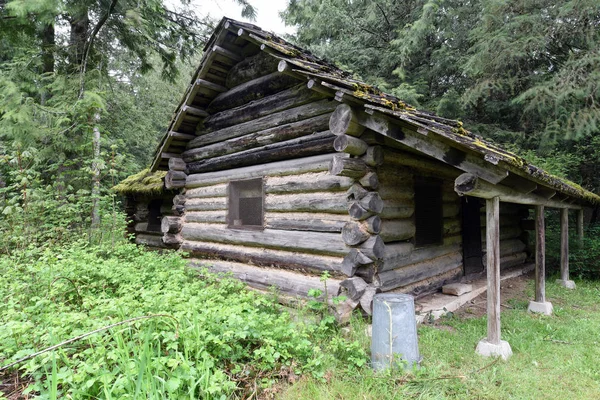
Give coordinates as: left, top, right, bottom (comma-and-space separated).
2, 239, 600, 399
278, 280, 600, 400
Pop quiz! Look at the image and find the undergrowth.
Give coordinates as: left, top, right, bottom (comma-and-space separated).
0, 241, 367, 399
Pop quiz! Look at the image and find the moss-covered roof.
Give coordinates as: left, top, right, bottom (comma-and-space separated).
112, 169, 166, 195
149, 17, 600, 206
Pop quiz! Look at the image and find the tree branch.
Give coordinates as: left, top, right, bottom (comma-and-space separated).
78, 0, 119, 98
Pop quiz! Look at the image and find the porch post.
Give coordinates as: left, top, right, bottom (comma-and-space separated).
528, 205, 553, 314
475, 196, 512, 359
557, 208, 576, 289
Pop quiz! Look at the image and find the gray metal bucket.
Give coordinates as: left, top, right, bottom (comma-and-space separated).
371, 293, 421, 371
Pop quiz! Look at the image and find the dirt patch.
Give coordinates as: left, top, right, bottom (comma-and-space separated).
0, 370, 34, 400
450, 271, 533, 321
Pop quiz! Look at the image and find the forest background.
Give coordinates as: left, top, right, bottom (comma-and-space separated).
1, 0, 600, 246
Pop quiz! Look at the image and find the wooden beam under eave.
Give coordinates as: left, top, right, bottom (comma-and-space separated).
454, 173, 582, 210
577, 209, 585, 247
182, 105, 209, 118
501, 173, 538, 194
557, 208, 576, 289
329, 103, 509, 184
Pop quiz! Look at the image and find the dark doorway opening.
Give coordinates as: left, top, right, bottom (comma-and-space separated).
462, 196, 484, 276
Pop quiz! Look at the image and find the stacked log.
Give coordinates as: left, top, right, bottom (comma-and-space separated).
326, 103, 390, 314
480, 202, 529, 270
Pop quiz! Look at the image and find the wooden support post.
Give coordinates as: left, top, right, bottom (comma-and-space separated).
557, 208, 576, 289
487, 197, 501, 345
535, 205, 546, 303
528, 205, 554, 314
475, 197, 512, 359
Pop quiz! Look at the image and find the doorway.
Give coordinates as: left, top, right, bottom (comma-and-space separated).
461, 196, 484, 275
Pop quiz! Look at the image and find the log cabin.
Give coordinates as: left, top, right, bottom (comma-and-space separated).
115, 18, 600, 354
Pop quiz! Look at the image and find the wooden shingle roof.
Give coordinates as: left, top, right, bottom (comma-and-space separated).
149, 17, 600, 206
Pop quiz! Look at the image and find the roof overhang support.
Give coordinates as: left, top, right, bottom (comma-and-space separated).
329, 104, 509, 184
557, 209, 576, 289
454, 173, 581, 210
475, 196, 513, 359
527, 206, 554, 315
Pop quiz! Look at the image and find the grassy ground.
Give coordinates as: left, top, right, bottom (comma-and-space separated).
278, 278, 600, 400
2, 240, 599, 399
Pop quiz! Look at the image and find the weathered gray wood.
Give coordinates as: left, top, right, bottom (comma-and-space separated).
443, 218, 461, 236
347, 184, 369, 201
364, 215, 382, 234
329, 155, 367, 178
207, 71, 299, 113
348, 202, 371, 220
359, 286, 381, 315
375, 251, 463, 291
342, 222, 370, 245
381, 148, 460, 178
182, 105, 209, 118
191, 259, 342, 298
486, 196, 501, 345
379, 242, 415, 272
332, 104, 509, 184
377, 185, 414, 201
168, 158, 186, 171
187, 133, 335, 174
165, 170, 186, 190
185, 197, 227, 211
577, 208, 584, 248
355, 264, 377, 283
185, 210, 227, 224
363, 146, 384, 167
341, 249, 373, 276
186, 153, 336, 188
173, 194, 186, 205
195, 78, 228, 94
181, 223, 348, 256
265, 212, 348, 232
225, 51, 279, 88
379, 219, 416, 242
169, 131, 195, 141
265, 192, 348, 214
455, 173, 580, 209
359, 172, 379, 190
186, 184, 228, 199
265, 173, 353, 194
161, 216, 182, 234
379, 199, 415, 219
192, 100, 336, 148
535, 205, 545, 303
559, 208, 569, 282
135, 233, 167, 248
358, 235, 385, 260
134, 222, 149, 233
202, 84, 325, 132
183, 242, 343, 273
333, 135, 368, 155
162, 233, 183, 246
329, 103, 365, 137
185, 115, 331, 162
340, 277, 368, 301
483, 251, 527, 270
359, 192, 384, 213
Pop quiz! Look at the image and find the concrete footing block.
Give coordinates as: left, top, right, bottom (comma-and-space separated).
475, 339, 513, 360
556, 279, 576, 290
528, 300, 553, 315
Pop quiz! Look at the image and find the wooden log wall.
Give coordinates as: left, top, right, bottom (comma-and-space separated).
372, 148, 464, 295
480, 202, 529, 270
131, 194, 179, 249
325, 102, 465, 308
179, 56, 351, 279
